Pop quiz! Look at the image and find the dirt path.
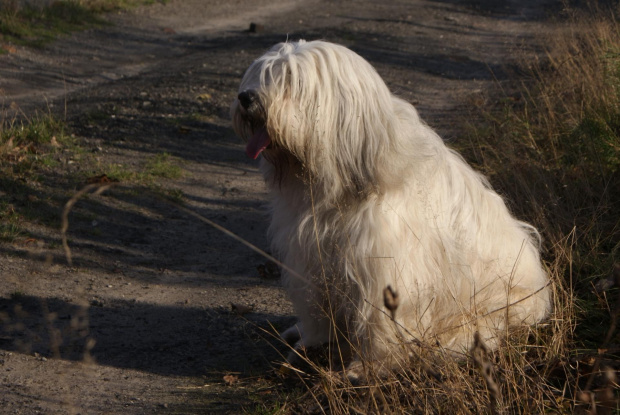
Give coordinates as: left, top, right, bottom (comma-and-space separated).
0, 0, 561, 413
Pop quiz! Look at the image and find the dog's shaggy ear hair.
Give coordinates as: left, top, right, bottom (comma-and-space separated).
235, 41, 439, 201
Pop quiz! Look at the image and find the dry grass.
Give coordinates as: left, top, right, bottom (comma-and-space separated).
255, 5, 620, 415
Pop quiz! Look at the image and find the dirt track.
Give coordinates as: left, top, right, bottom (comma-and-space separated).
0, 0, 561, 413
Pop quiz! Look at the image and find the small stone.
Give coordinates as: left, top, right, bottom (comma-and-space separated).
249, 23, 264, 33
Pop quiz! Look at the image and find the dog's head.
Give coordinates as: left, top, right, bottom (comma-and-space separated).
231, 40, 421, 199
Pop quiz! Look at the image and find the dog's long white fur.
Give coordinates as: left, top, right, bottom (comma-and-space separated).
231, 40, 550, 368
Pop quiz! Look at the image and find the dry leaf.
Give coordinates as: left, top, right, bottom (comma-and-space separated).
1, 44, 17, 54
3, 136, 14, 150
222, 374, 238, 386
7, 153, 25, 163
50, 136, 61, 148
278, 362, 308, 377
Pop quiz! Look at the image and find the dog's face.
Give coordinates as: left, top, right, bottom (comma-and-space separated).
233, 89, 270, 159
231, 40, 416, 199
231, 41, 303, 163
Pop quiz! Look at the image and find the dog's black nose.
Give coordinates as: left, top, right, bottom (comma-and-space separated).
238, 90, 257, 110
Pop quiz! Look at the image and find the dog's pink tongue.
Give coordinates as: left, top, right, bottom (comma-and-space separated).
246, 127, 271, 159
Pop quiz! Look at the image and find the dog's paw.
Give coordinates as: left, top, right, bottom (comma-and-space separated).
345, 359, 366, 385
279, 341, 308, 377
345, 358, 393, 384
280, 324, 302, 345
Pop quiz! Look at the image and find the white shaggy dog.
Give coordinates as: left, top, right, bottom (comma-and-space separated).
231, 40, 550, 372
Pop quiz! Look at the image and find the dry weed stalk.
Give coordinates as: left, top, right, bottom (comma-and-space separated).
61, 182, 115, 265
472, 332, 501, 414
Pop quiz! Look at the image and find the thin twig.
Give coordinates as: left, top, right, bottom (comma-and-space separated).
61, 182, 115, 266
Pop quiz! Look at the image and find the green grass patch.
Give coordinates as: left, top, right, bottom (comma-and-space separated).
0, 112, 72, 175
102, 163, 135, 182
0, 113, 75, 241
0, 200, 23, 241
0, 0, 167, 50
9, 290, 25, 300
154, 186, 185, 204
80, 0, 167, 13
1, 111, 68, 145
101, 152, 184, 184
0, 221, 22, 241
143, 152, 183, 179
0, 1, 106, 49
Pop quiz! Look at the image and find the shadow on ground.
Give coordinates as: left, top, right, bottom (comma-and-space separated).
0, 294, 295, 376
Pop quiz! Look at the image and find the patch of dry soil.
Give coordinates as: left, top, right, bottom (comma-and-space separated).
0, 0, 562, 412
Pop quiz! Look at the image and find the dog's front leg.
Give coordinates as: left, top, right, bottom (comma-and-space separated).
281, 314, 332, 366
